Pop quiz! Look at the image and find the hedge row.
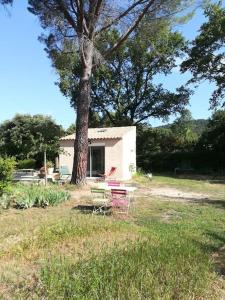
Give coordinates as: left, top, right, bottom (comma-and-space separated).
138, 150, 225, 174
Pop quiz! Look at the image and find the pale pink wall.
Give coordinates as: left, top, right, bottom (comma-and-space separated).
104, 139, 123, 179
59, 140, 74, 173
122, 127, 136, 180
59, 138, 123, 179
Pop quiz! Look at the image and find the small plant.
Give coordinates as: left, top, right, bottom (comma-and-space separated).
46, 161, 54, 168
14, 185, 70, 209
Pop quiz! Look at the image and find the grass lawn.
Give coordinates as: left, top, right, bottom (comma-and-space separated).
0, 175, 225, 299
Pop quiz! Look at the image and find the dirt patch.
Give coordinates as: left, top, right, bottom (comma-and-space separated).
137, 186, 209, 202
68, 183, 210, 204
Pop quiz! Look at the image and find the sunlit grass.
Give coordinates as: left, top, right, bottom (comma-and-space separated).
0, 176, 225, 299
133, 173, 225, 199
40, 237, 214, 300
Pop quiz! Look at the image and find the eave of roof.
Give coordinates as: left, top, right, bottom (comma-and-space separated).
60, 126, 135, 141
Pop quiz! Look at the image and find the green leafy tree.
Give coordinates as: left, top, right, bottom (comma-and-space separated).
28, 0, 197, 184
65, 124, 76, 135
181, 2, 225, 108
197, 110, 225, 152
170, 109, 198, 150
0, 114, 64, 166
137, 110, 198, 171
54, 21, 190, 126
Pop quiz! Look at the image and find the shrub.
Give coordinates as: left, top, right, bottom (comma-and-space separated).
0, 157, 16, 196
17, 159, 36, 169
14, 185, 70, 209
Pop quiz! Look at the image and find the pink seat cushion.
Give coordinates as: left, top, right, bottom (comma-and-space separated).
107, 181, 120, 187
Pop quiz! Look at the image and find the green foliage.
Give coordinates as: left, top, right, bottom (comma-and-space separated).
0, 157, 16, 196
137, 110, 198, 171
13, 185, 70, 209
46, 161, 54, 168
156, 119, 208, 136
17, 159, 36, 169
170, 109, 198, 150
197, 110, 225, 152
136, 109, 225, 174
92, 24, 190, 124
140, 150, 225, 174
182, 2, 225, 107
65, 123, 76, 135
0, 114, 64, 167
50, 20, 190, 125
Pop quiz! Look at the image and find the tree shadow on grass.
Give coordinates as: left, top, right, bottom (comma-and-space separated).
155, 173, 225, 184
72, 204, 112, 215
191, 198, 225, 209
193, 230, 225, 276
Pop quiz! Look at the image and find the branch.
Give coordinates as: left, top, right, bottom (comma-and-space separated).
80, 39, 88, 66
105, 0, 154, 57
56, 0, 77, 32
94, 0, 103, 18
87, 0, 103, 38
96, 0, 149, 35
134, 115, 149, 124
70, 0, 77, 17
73, 0, 89, 36
92, 89, 116, 125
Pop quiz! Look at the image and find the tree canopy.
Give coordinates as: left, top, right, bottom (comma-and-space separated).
0, 114, 64, 166
28, 0, 198, 184
197, 109, 225, 152
51, 19, 190, 126
181, 2, 225, 108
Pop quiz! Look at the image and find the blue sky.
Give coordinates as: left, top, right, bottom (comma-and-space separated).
0, 1, 219, 129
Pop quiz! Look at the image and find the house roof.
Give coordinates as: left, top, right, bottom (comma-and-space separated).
60, 126, 135, 141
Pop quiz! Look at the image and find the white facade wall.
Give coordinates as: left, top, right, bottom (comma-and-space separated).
59, 126, 136, 180
104, 138, 123, 179
122, 127, 136, 180
59, 140, 74, 174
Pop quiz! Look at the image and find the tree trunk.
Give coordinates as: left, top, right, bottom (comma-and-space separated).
71, 43, 93, 184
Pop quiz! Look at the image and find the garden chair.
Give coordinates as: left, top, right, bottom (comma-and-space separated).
97, 167, 117, 181
58, 166, 71, 184
110, 189, 130, 215
91, 188, 109, 215
104, 180, 121, 198
107, 180, 121, 187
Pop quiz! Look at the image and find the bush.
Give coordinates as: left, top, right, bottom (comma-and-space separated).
0, 157, 16, 196
14, 185, 70, 209
17, 159, 36, 169
138, 150, 225, 174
